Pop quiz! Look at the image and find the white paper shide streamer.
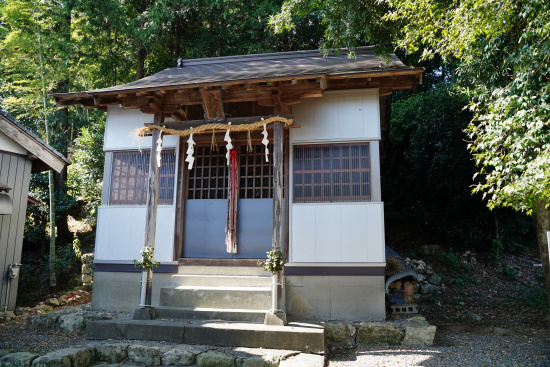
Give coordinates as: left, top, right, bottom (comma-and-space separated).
185, 132, 195, 170
224, 122, 233, 165
261, 123, 269, 162
156, 132, 163, 168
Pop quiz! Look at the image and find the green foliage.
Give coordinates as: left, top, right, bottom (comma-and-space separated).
257, 250, 286, 273
503, 266, 518, 281
72, 232, 82, 260
515, 284, 548, 310
133, 246, 160, 271
67, 117, 105, 223
270, 0, 395, 56
431, 251, 480, 286
384, 84, 535, 251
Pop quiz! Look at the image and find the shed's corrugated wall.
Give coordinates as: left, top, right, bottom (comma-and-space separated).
0, 152, 31, 311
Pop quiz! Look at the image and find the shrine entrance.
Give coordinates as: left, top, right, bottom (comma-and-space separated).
182, 142, 275, 259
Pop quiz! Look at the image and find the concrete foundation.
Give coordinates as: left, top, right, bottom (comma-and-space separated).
285, 275, 386, 320
91, 271, 173, 312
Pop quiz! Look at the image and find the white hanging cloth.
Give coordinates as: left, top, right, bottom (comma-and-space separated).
261, 123, 269, 162
156, 132, 163, 168
224, 122, 233, 165
185, 133, 195, 170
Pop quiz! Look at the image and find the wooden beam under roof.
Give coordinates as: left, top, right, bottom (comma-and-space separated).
59, 72, 419, 113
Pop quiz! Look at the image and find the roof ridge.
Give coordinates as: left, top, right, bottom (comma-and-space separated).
175, 46, 375, 67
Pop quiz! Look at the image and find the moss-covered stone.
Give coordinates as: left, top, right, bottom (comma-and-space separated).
356, 322, 404, 347
196, 351, 235, 367
325, 322, 357, 349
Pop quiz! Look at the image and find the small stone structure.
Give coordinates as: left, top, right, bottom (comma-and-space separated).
325, 317, 437, 350
81, 253, 94, 286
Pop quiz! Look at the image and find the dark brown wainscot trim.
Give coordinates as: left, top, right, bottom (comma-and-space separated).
178, 258, 261, 266
284, 266, 385, 276
94, 263, 178, 273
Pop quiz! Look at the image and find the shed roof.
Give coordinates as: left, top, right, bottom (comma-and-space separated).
0, 110, 70, 173
53, 47, 423, 102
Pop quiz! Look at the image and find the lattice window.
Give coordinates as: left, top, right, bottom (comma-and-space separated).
187, 144, 274, 199
187, 146, 228, 199
239, 144, 273, 199
293, 142, 371, 203
110, 150, 176, 205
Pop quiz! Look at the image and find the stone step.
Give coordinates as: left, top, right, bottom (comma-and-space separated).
160, 286, 271, 309
85, 318, 325, 353
171, 274, 272, 287
154, 306, 267, 322
177, 265, 266, 276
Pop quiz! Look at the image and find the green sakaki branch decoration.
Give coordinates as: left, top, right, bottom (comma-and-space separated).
257, 250, 286, 274
133, 246, 160, 271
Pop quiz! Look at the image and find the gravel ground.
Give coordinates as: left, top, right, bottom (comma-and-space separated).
328, 330, 550, 367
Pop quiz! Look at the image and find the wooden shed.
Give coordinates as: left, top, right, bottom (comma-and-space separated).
0, 111, 69, 312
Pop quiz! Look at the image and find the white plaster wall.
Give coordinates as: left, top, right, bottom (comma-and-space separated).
292, 89, 380, 142
289, 89, 385, 264
95, 206, 175, 262
291, 203, 385, 263
104, 106, 179, 151
0, 130, 26, 155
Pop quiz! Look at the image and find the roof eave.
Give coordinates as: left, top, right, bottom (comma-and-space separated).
0, 112, 70, 173
52, 67, 424, 103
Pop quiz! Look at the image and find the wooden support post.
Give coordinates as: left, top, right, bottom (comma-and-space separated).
265, 120, 287, 326
139, 112, 164, 311
272, 120, 283, 252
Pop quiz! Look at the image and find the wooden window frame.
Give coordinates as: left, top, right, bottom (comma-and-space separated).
109, 149, 176, 206
293, 142, 371, 203
187, 143, 274, 200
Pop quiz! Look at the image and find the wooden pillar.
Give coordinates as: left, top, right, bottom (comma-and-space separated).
272, 120, 283, 251
265, 119, 287, 325
140, 112, 163, 309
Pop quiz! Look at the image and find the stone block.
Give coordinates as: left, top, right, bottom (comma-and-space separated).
264, 311, 286, 326
0, 352, 39, 367
46, 298, 59, 307
402, 317, 436, 347
127, 345, 161, 366
0, 350, 10, 358
325, 322, 356, 349
196, 351, 235, 367
429, 273, 442, 286
57, 312, 111, 334
31, 346, 94, 367
162, 345, 195, 366
27, 313, 59, 329
95, 343, 129, 363
420, 284, 439, 294
81, 275, 93, 283
357, 322, 404, 347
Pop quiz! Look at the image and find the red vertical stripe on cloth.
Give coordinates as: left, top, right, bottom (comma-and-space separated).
226, 149, 238, 253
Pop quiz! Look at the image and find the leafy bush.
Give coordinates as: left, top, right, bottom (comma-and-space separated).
383, 84, 535, 254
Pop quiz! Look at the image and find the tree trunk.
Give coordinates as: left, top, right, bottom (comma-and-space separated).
136, 42, 146, 80
534, 199, 550, 321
